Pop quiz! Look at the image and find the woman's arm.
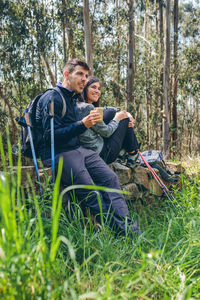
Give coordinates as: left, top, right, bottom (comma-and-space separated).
91, 110, 128, 138
91, 119, 119, 138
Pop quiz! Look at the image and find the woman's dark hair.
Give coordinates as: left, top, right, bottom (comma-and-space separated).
82, 76, 100, 107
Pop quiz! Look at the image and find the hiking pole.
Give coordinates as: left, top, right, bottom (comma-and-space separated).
49, 99, 55, 184
140, 152, 175, 205
138, 151, 175, 205
139, 151, 174, 201
148, 165, 175, 202
24, 109, 43, 198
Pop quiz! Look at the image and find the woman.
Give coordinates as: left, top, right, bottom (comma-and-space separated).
77, 76, 139, 165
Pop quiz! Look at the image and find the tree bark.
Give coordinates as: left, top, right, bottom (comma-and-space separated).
155, 1, 160, 149
163, 0, 171, 159
52, 5, 57, 82
158, 0, 164, 144
0, 85, 17, 142
144, 12, 150, 146
83, 0, 93, 74
42, 56, 56, 86
116, 0, 121, 107
66, 21, 76, 58
172, 0, 178, 153
127, 0, 135, 110
62, 0, 67, 64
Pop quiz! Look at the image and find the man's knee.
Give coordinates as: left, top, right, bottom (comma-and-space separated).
105, 168, 120, 187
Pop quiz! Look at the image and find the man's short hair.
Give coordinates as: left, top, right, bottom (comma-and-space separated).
63, 59, 90, 74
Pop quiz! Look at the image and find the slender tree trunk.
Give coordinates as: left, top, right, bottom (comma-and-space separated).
0, 85, 17, 142
144, 12, 150, 146
62, 0, 67, 64
52, 5, 57, 82
35, 17, 43, 90
83, 0, 93, 74
163, 0, 171, 159
42, 56, 56, 86
127, 0, 135, 110
116, 0, 121, 107
158, 0, 164, 144
31, 36, 35, 81
172, 0, 178, 154
37, 44, 43, 90
66, 21, 76, 58
155, 1, 160, 149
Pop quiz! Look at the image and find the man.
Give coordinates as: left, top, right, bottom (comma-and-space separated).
36, 58, 139, 236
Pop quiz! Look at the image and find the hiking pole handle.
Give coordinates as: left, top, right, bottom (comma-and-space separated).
24, 111, 31, 127
50, 100, 54, 117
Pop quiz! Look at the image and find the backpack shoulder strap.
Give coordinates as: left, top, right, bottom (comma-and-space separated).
52, 87, 67, 118
44, 87, 67, 118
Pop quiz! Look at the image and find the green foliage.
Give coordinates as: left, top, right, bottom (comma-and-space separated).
0, 0, 200, 151
0, 133, 200, 298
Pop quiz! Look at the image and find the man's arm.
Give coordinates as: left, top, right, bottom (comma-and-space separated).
41, 93, 101, 144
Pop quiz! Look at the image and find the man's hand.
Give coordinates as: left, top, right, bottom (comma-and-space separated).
82, 112, 102, 128
115, 110, 129, 121
126, 112, 135, 127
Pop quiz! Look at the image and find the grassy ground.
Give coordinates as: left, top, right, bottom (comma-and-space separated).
0, 135, 200, 299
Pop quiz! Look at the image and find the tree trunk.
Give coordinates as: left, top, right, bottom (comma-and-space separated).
127, 0, 135, 110
66, 21, 76, 58
83, 0, 93, 74
62, 0, 67, 64
52, 5, 57, 82
144, 12, 150, 146
42, 56, 56, 86
172, 0, 178, 154
158, 0, 164, 144
35, 16, 43, 90
162, 0, 171, 159
0, 85, 17, 143
116, 0, 121, 107
155, 1, 160, 149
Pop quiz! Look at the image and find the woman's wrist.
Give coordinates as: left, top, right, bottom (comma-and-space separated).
113, 117, 120, 123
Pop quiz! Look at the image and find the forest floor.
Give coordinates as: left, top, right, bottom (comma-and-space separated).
0, 155, 200, 299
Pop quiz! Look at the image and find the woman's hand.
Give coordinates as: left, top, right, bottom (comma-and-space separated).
82, 112, 102, 128
115, 110, 129, 121
126, 112, 135, 127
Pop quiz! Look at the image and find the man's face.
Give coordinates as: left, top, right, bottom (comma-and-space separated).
65, 66, 89, 93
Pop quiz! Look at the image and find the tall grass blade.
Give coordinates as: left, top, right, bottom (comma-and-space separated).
27, 174, 44, 242
50, 157, 63, 262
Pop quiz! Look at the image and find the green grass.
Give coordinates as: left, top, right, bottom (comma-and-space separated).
0, 134, 200, 299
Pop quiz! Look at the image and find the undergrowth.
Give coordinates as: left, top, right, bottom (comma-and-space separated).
0, 133, 200, 299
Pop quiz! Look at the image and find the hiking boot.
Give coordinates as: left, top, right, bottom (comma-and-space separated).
116, 149, 127, 165
126, 152, 140, 167
116, 155, 127, 165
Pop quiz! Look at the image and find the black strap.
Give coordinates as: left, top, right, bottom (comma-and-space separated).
45, 87, 67, 118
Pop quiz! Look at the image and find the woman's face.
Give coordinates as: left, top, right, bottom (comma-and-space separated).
86, 81, 101, 104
